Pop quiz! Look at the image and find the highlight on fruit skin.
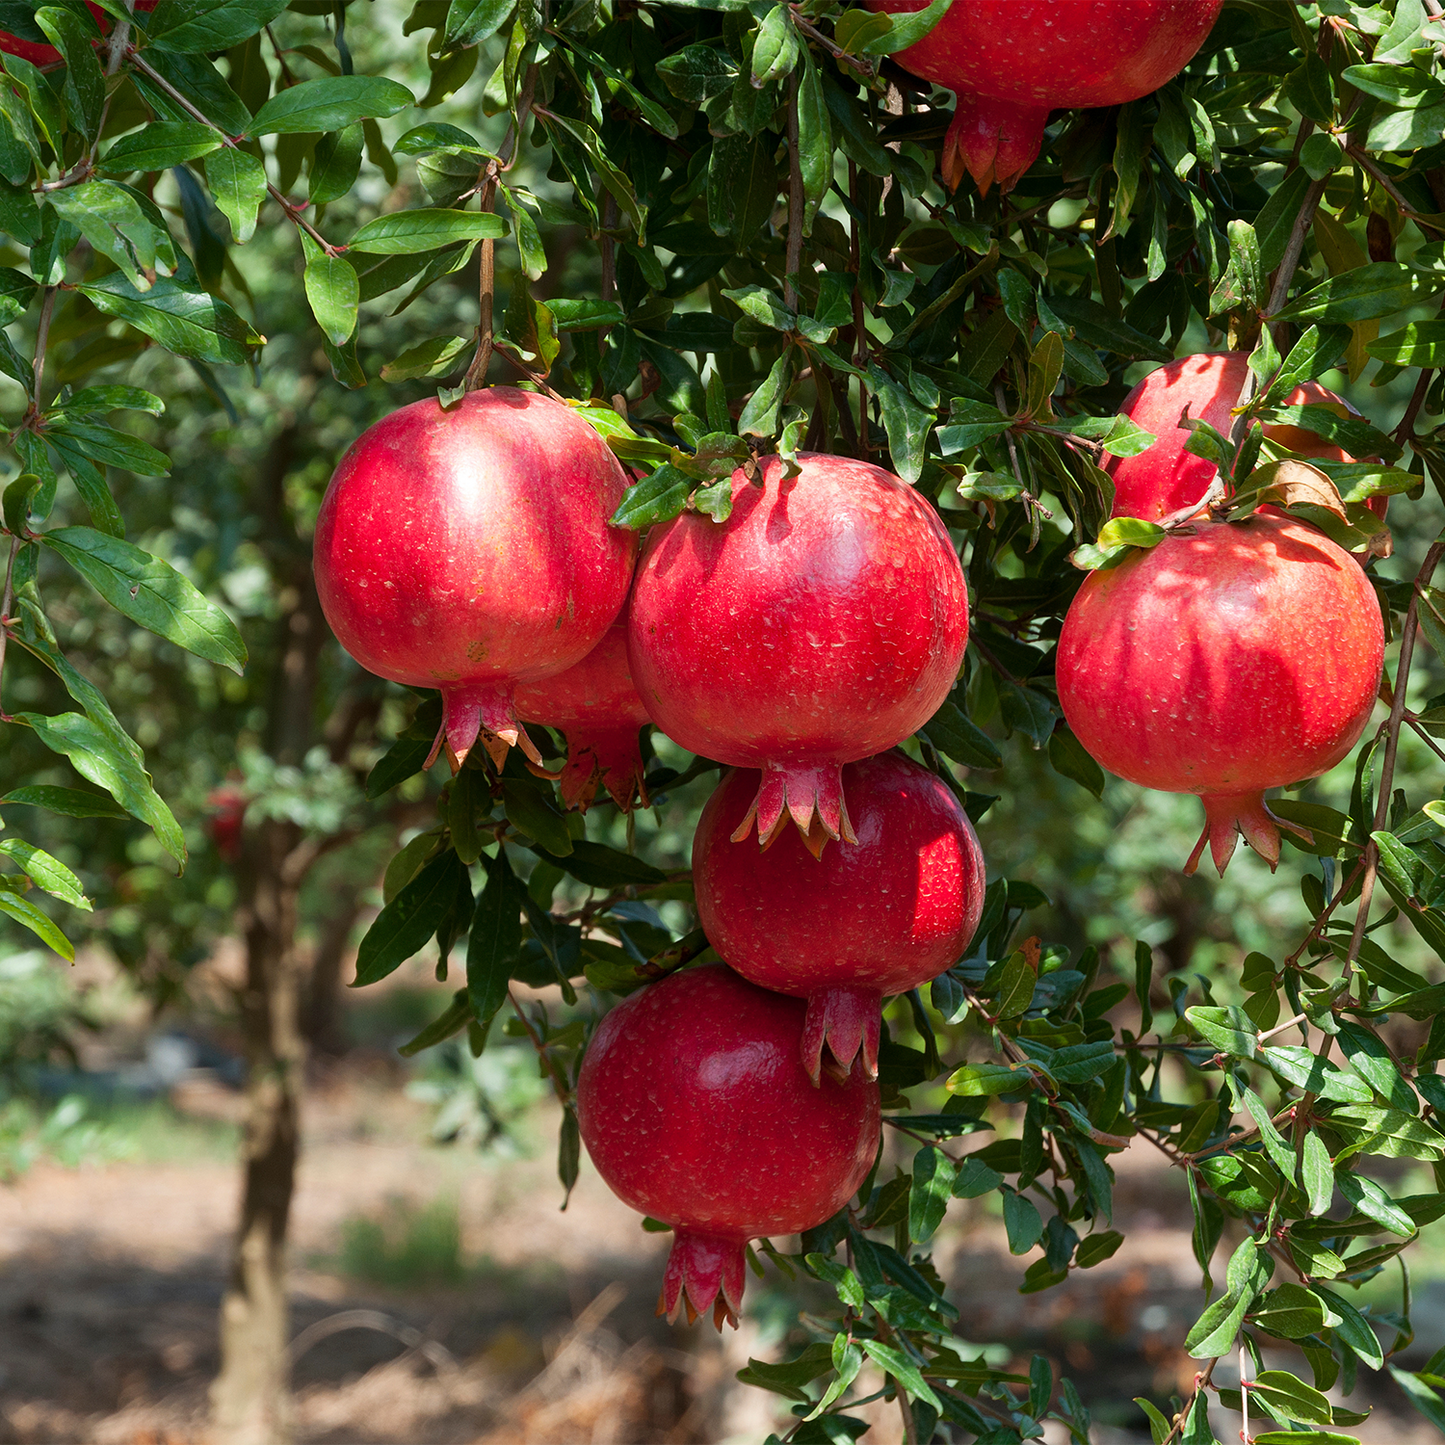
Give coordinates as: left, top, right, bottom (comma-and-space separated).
312, 387, 636, 775
575, 964, 880, 1330
514, 620, 653, 813
626, 451, 968, 856
1106, 351, 1381, 524
693, 753, 985, 1084
865, 0, 1223, 194
1056, 512, 1384, 876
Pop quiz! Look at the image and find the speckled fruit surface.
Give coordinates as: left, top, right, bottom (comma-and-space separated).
627, 452, 967, 851
693, 753, 984, 1081
514, 620, 653, 812
1057, 512, 1383, 875
1106, 352, 1377, 523
575, 964, 880, 1328
313, 387, 636, 770
867, 0, 1221, 192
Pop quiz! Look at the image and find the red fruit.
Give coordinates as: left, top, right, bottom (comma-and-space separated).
313, 388, 636, 772
694, 753, 985, 1083
576, 964, 879, 1329
205, 785, 247, 863
1056, 512, 1383, 876
627, 453, 967, 854
3, 2, 155, 65
514, 620, 652, 812
1107, 352, 1381, 522
868, 0, 1221, 194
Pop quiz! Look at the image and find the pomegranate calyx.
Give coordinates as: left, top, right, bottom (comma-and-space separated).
1184, 792, 1315, 878
944, 92, 1050, 196
802, 986, 883, 1085
729, 761, 858, 856
435, 681, 543, 773
659, 1229, 747, 1332
557, 727, 650, 814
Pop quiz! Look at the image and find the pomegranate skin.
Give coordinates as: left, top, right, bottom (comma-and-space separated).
1108, 353, 1373, 523
514, 620, 653, 812
1057, 513, 1383, 876
868, 0, 1221, 193
694, 754, 984, 1082
577, 965, 880, 1328
627, 453, 967, 852
313, 388, 636, 771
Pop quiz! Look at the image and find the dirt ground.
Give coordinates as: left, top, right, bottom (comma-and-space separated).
0, 1059, 1441, 1445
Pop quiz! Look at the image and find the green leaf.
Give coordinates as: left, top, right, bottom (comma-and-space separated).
349, 207, 506, 254
0, 785, 127, 820
204, 149, 267, 244
1001, 1188, 1043, 1254
1248, 1371, 1334, 1427
1047, 726, 1106, 799
0, 889, 74, 960
1335, 1172, 1415, 1236
1185, 1287, 1247, 1358
16, 711, 184, 867
397, 989, 472, 1057
310, 125, 365, 207
921, 697, 1001, 769
1316, 1287, 1384, 1369
379, 334, 470, 383
860, 1340, 941, 1411
1250, 1283, 1326, 1340
34, 7, 103, 142
102, 122, 224, 174
45, 419, 169, 477
750, 5, 799, 87
147, 0, 292, 51
859, 0, 954, 54
796, 51, 830, 235
609, 462, 693, 529
78, 274, 264, 366
908, 1145, 957, 1244
47, 181, 177, 292
945, 1060, 1036, 1096
248, 76, 414, 137
41, 527, 246, 673
1334, 1020, 1415, 1111
1186, 1004, 1258, 1059
445, 0, 515, 47
871, 369, 932, 484
467, 850, 523, 1035
538, 840, 664, 890
304, 252, 359, 346
1275, 262, 1445, 324
1302, 1131, 1334, 1217
0, 838, 88, 909
353, 850, 464, 987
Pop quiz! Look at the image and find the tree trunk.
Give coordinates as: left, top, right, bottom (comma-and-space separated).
211, 817, 306, 1445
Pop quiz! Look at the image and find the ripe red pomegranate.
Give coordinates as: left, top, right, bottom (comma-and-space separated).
1108, 352, 1379, 523
693, 753, 984, 1082
627, 453, 967, 855
205, 784, 247, 864
867, 0, 1221, 194
2, 2, 155, 65
314, 388, 636, 771
576, 964, 879, 1328
1057, 512, 1383, 876
514, 620, 652, 812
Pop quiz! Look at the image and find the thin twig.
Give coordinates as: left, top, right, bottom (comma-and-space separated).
790, 11, 875, 76
30, 285, 57, 412
1395, 367, 1433, 447
126, 50, 337, 255
1348, 146, 1445, 237
0, 535, 23, 721
1265, 174, 1330, 323
1345, 541, 1445, 968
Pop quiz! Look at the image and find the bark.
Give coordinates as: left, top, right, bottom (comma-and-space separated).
211, 817, 306, 1445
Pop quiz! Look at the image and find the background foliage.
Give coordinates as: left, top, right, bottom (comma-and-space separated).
5, 0, 1445, 1440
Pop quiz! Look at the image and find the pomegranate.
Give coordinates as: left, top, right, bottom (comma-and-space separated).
694, 752, 985, 1082
576, 964, 879, 1328
867, 0, 1221, 194
313, 388, 636, 771
627, 453, 967, 855
514, 620, 652, 812
1056, 512, 1383, 876
2, 3, 155, 65
1107, 352, 1378, 523
205, 784, 248, 864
